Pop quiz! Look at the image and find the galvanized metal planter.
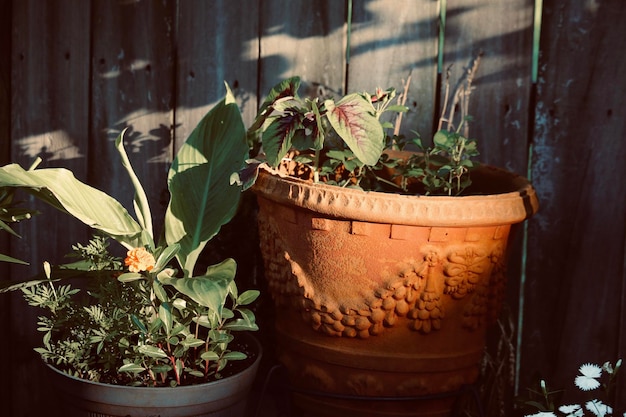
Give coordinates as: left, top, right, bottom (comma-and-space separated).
45, 334, 262, 417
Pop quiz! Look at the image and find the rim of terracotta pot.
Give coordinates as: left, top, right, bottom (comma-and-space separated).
252, 164, 539, 227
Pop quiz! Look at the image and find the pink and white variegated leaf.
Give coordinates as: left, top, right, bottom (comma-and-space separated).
324, 93, 384, 166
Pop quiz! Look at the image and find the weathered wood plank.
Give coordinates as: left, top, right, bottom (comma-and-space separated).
0, 0, 12, 415
524, 0, 626, 409
90, 0, 175, 244
9, 1, 91, 416
175, 0, 260, 139
349, 0, 438, 141
259, 0, 347, 99
441, 0, 533, 174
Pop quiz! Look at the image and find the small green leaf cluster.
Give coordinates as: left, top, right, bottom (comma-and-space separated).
391, 125, 480, 196
22, 236, 259, 387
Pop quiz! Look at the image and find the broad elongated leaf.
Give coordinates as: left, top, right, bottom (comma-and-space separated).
159, 258, 236, 316
165, 84, 248, 276
200, 351, 220, 361
222, 351, 247, 360
0, 164, 144, 249
119, 363, 145, 373
0, 253, 28, 265
117, 272, 144, 282
222, 319, 259, 332
180, 337, 204, 349
237, 290, 260, 306
138, 345, 168, 359
159, 302, 173, 336
115, 129, 153, 239
325, 94, 384, 166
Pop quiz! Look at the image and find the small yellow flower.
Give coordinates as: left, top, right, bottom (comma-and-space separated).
124, 247, 156, 273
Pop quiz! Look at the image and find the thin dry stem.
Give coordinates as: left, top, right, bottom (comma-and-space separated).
393, 73, 412, 139
438, 52, 483, 136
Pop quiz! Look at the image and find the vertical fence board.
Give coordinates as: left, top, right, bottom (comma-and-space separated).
259, 0, 347, 99
90, 0, 175, 242
349, 0, 438, 140
9, 1, 91, 416
442, 0, 533, 173
0, 0, 11, 415
524, 0, 626, 409
176, 0, 259, 140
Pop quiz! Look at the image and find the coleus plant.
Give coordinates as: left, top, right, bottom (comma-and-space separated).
243, 76, 407, 189
241, 70, 481, 196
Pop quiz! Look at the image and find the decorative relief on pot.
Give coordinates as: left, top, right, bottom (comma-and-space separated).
461, 244, 508, 329
346, 374, 385, 396
258, 200, 509, 339
257, 212, 306, 308
407, 251, 445, 334
444, 247, 490, 299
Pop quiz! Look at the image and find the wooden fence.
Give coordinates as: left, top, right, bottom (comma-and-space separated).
1, 0, 624, 415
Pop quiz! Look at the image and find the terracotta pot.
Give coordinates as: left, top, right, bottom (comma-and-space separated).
45, 333, 262, 417
253, 164, 538, 417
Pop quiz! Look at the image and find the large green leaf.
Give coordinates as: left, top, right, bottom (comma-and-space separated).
165, 84, 247, 276
325, 94, 384, 166
115, 130, 153, 239
159, 258, 236, 317
0, 164, 144, 249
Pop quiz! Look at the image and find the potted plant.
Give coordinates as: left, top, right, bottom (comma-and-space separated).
0, 85, 261, 417
238, 57, 539, 417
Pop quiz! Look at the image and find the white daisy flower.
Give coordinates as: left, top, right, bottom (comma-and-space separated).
575, 363, 603, 391
585, 399, 612, 417
559, 404, 583, 417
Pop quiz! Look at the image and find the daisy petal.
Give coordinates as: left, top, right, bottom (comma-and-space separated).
579, 363, 602, 378
585, 399, 612, 417
575, 374, 601, 391
559, 404, 583, 417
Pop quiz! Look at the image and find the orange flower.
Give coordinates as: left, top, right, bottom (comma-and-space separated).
124, 247, 156, 273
